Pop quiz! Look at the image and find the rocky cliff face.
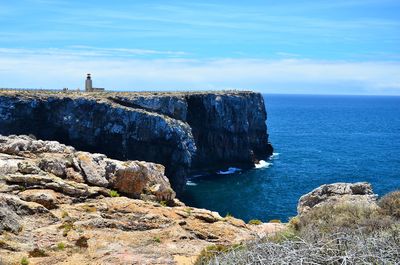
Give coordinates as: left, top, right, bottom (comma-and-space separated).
0, 91, 272, 191
0, 135, 282, 264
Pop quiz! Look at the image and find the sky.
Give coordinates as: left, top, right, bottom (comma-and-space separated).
0, 0, 399, 95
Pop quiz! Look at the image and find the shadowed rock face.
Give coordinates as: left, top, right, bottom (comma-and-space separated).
186, 93, 273, 169
0, 91, 273, 191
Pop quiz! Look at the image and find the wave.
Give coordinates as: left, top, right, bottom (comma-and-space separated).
186, 180, 197, 186
271, 152, 280, 159
217, 167, 242, 175
254, 160, 272, 169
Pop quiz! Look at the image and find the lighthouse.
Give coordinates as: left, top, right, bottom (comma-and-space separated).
85, 73, 93, 92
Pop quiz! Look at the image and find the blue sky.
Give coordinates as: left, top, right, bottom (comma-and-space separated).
0, 0, 399, 94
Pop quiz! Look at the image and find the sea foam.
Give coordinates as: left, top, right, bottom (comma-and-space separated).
217, 167, 242, 175
254, 160, 272, 169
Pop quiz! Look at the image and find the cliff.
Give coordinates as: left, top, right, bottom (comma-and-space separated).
0, 135, 282, 264
0, 90, 273, 191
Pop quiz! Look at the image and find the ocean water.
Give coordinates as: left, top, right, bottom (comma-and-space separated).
181, 94, 400, 222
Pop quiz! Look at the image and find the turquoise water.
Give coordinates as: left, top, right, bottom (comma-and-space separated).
181, 94, 400, 222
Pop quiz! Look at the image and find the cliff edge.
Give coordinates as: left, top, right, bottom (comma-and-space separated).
0, 90, 273, 191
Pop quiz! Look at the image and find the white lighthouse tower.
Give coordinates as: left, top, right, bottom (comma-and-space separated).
85, 73, 93, 92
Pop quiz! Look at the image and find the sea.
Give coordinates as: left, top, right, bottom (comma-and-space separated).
181, 94, 400, 222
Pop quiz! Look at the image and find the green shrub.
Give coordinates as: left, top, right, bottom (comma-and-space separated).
248, 219, 262, 225
225, 212, 232, 218
153, 236, 161, 243
109, 190, 120, 197
379, 190, 400, 219
20, 257, 29, 265
159, 200, 167, 207
57, 242, 65, 250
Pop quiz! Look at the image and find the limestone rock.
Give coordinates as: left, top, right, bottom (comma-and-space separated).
248, 223, 286, 238
0, 135, 279, 264
0, 134, 74, 156
0, 135, 176, 202
0, 204, 22, 234
38, 158, 66, 178
191, 209, 223, 223
18, 189, 61, 209
17, 161, 41, 174
111, 160, 175, 200
76, 152, 108, 187
297, 182, 377, 215
0, 193, 48, 215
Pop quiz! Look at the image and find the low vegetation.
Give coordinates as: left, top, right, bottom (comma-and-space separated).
248, 219, 262, 225
57, 242, 65, 251
20, 257, 29, 265
109, 190, 120, 197
59, 220, 75, 237
198, 190, 400, 264
378, 190, 400, 219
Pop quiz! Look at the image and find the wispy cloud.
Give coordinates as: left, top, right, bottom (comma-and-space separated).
0, 49, 399, 95
0, 47, 187, 58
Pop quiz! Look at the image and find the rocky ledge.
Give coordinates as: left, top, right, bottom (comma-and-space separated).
0, 90, 273, 191
0, 135, 282, 265
297, 182, 377, 215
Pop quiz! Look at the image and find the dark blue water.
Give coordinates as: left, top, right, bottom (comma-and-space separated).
182, 95, 400, 222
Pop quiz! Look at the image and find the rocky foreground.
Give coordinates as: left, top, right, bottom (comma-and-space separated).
0, 135, 282, 265
0, 90, 273, 191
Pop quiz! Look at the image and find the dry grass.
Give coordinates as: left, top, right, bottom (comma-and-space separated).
379, 191, 400, 219
204, 227, 400, 265
201, 189, 400, 264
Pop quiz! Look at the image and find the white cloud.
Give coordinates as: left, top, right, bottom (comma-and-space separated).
0, 49, 399, 95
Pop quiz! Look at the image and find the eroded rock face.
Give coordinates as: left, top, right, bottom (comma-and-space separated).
0, 135, 175, 202
0, 91, 273, 191
297, 182, 377, 215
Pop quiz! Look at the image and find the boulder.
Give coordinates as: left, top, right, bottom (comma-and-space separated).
76, 152, 108, 187
110, 160, 175, 201
18, 189, 60, 209
38, 157, 67, 178
297, 182, 377, 215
